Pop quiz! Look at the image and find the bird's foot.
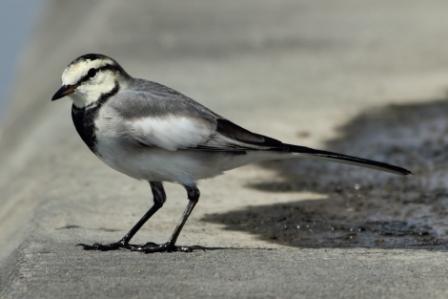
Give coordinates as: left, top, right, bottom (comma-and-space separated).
78, 240, 206, 253
77, 240, 129, 251
130, 242, 205, 253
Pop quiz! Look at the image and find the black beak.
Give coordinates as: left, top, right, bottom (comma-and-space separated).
51, 85, 76, 101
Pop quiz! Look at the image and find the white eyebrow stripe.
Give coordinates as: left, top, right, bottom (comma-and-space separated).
61, 58, 114, 86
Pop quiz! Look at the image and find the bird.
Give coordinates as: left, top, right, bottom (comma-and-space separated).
51, 53, 411, 253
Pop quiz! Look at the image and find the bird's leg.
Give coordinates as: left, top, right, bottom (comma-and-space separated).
78, 181, 166, 251
139, 185, 200, 253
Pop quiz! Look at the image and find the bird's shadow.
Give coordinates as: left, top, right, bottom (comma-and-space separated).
202, 98, 448, 250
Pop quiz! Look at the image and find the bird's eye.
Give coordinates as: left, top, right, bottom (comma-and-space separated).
87, 68, 96, 77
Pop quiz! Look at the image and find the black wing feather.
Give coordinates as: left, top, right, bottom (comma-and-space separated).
216, 119, 283, 148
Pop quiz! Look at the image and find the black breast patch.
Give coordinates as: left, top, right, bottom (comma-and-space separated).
71, 105, 100, 152
70, 84, 119, 153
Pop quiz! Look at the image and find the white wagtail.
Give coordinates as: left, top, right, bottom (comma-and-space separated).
52, 53, 411, 253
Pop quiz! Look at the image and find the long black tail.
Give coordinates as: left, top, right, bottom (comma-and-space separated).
284, 144, 411, 175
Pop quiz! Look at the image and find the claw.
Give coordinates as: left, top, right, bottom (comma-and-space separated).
77, 240, 127, 251
140, 242, 196, 253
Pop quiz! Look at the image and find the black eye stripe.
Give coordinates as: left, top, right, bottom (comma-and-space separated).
75, 64, 123, 86
87, 68, 96, 77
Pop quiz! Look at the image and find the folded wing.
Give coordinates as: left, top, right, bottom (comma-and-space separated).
114, 80, 283, 152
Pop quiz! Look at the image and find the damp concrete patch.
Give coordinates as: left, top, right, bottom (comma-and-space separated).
204, 99, 448, 249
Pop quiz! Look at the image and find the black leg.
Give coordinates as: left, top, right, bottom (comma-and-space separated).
138, 185, 200, 253
79, 181, 166, 251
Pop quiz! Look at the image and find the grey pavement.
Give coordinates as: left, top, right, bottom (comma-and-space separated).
2, 0, 448, 298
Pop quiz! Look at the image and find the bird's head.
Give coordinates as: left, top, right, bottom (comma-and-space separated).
51, 53, 129, 108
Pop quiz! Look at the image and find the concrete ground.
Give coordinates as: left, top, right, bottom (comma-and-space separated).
2, 0, 448, 298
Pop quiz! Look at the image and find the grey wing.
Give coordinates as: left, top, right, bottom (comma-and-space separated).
110, 79, 283, 152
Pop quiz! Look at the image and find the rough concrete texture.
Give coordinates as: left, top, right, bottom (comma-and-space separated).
2, 0, 448, 298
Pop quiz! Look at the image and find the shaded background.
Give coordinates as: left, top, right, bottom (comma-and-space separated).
2, 1, 448, 298
0, 0, 42, 116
